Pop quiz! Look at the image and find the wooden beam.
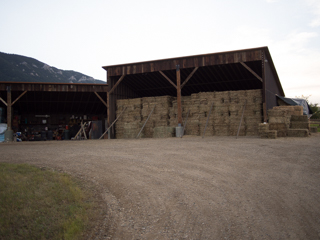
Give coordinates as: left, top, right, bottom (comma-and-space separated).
176, 65, 182, 125
11, 90, 27, 106
109, 74, 125, 94
7, 86, 12, 129
181, 67, 199, 89
261, 51, 267, 122
99, 107, 127, 139
0, 97, 7, 106
94, 92, 108, 108
240, 62, 263, 82
159, 71, 177, 89
136, 104, 156, 138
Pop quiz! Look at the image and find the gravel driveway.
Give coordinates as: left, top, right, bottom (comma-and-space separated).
1, 134, 320, 239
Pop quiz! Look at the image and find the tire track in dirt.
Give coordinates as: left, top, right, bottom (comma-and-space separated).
1, 135, 320, 239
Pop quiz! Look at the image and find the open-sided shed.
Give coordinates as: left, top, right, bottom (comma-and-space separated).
103, 47, 284, 138
0, 82, 108, 140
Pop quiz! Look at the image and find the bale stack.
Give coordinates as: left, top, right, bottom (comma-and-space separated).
115, 98, 142, 138
243, 90, 263, 136
153, 126, 175, 138
258, 123, 269, 138
258, 123, 278, 139
183, 95, 201, 135
115, 89, 263, 139
287, 115, 309, 137
169, 89, 262, 137
197, 92, 216, 136
141, 96, 172, 138
268, 106, 303, 137
169, 95, 201, 136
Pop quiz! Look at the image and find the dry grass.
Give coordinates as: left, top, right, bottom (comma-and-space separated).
0, 163, 96, 240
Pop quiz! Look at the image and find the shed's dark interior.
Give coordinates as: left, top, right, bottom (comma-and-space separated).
0, 91, 107, 115
109, 61, 263, 98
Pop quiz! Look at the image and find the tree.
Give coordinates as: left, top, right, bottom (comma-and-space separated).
310, 103, 320, 119
295, 95, 319, 119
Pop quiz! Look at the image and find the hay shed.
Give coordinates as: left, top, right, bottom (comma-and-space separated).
103, 46, 284, 139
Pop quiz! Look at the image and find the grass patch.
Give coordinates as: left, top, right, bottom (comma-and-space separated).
310, 123, 320, 132
0, 163, 98, 240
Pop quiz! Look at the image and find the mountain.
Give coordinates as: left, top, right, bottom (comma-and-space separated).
0, 52, 105, 84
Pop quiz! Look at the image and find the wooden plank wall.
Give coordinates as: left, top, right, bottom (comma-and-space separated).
105, 49, 262, 77
0, 83, 108, 92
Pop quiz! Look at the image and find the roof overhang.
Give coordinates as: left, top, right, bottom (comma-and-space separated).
102, 47, 284, 97
0, 82, 108, 115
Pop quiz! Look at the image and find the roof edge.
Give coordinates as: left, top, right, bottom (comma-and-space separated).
102, 46, 269, 70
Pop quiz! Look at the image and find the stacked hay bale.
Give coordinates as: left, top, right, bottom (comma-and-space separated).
288, 115, 309, 137
115, 98, 142, 139
258, 123, 277, 139
141, 96, 173, 138
183, 95, 201, 135
196, 92, 213, 136
268, 106, 303, 137
169, 89, 262, 136
242, 90, 263, 136
169, 95, 201, 136
116, 89, 263, 139
258, 123, 269, 138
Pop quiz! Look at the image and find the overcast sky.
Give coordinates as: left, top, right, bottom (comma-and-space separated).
1, 0, 319, 104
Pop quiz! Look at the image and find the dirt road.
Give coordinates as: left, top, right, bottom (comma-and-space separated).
1, 134, 320, 239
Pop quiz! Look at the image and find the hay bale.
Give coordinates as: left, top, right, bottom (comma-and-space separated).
291, 115, 308, 122
153, 126, 175, 138
184, 122, 200, 135
287, 129, 309, 137
290, 122, 310, 129
229, 125, 246, 136
268, 130, 277, 139
258, 123, 269, 138
269, 123, 287, 137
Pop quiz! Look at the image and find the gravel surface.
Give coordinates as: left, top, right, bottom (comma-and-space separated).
1, 134, 320, 240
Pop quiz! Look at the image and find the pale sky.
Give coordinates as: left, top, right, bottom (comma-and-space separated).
1, 0, 319, 104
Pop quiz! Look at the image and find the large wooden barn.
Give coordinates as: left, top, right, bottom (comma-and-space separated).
103, 46, 284, 139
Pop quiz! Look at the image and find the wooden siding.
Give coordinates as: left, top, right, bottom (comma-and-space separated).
0, 82, 108, 92
104, 49, 263, 77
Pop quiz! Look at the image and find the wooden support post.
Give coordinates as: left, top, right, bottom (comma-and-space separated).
94, 92, 108, 108
107, 74, 125, 139
240, 62, 263, 82
73, 122, 87, 140
81, 122, 87, 140
99, 107, 127, 139
12, 90, 27, 106
261, 51, 267, 122
73, 127, 82, 140
159, 71, 177, 89
7, 86, 12, 130
136, 104, 156, 138
177, 65, 182, 125
109, 75, 125, 94
0, 97, 7, 106
202, 102, 214, 138
107, 91, 110, 135
182, 110, 190, 137
236, 100, 247, 139
181, 67, 198, 89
